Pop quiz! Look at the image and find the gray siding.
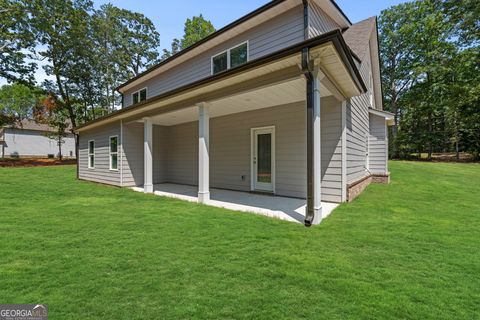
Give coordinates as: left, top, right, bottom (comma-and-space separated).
346, 45, 372, 183
369, 114, 388, 174
122, 122, 144, 187
320, 96, 343, 203
308, 1, 340, 38
166, 121, 199, 186
79, 122, 121, 186
123, 6, 304, 107
2, 128, 75, 158
153, 125, 169, 184
209, 102, 306, 198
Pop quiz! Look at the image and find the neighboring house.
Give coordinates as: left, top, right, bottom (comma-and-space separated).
75, 0, 394, 226
0, 120, 76, 159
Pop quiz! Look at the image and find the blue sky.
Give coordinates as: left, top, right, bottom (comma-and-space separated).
1, 0, 410, 86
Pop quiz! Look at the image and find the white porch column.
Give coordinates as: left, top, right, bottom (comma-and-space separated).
312, 67, 323, 224
197, 102, 210, 203
143, 117, 153, 193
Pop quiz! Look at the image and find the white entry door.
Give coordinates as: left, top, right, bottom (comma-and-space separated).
251, 127, 275, 192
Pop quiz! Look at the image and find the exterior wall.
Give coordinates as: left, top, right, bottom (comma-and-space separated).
2, 128, 75, 158
369, 114, 388, 174
320, 96, 344, 203
308, 1, 340, 38
209, 102, 306, 198
123, 6, 305, 107
165, 121, 199, 186
122, 122, 144, 187
78, 122, 120, 186
346, 45, 373, 184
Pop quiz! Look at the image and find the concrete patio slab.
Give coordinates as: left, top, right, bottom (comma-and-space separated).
132, 183, 339, 224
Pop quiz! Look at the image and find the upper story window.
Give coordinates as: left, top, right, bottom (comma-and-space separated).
132, 88, 147, 105
211, 41, 249, 75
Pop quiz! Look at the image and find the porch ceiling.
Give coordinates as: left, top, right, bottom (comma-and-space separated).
146, 77, 333, 126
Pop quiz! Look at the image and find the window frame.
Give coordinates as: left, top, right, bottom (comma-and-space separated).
88, 140, 95, 169
109, 135, 119, 171
132, 87, 147, 105
211, 41, 249, 75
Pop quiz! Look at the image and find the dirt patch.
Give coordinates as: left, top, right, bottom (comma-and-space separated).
0, 158, 77, 167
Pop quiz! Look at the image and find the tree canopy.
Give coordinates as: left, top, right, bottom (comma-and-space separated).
162, 14, 215, 59
379, 0, 480, 160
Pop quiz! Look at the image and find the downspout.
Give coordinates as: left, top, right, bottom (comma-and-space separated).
302, 0, 315, 227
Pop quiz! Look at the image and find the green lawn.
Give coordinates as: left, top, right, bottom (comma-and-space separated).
0, 162, 479, 319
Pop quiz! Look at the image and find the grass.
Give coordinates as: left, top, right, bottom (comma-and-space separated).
0, 162, 479, 319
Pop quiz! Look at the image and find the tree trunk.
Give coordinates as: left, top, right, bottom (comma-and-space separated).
58, 136, 63, 161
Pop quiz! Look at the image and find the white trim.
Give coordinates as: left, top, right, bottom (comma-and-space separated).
109, 135, 119, 171
131, 87, 147, 105
369, 108, 395, 126
250, 126, 275, 193
211, 41, 249, 75
143, 117, 153, 193
120, 120, 123, 186
341, 100, 347, 202
197, 103, 210, 203
88, 140, 95, 169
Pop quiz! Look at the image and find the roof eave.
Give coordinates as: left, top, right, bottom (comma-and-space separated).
77, 30, 364, 132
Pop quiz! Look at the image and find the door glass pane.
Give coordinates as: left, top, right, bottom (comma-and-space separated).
257, 133, 271, 183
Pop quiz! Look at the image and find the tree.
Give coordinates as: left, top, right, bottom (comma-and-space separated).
93, 4, 160, 112
35, 94, 69, 160
162, 15, 215, 59
378, 0, 480, 160
24, 0, 162, 160
0, 83, 39, 126
0, 0, 36, 83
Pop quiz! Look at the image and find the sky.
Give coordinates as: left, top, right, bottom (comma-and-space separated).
1, 0, 409, 86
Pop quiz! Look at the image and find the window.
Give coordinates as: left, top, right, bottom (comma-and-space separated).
211, 41, 249, 75
88, 140, 95, 169
369, 72, 374, 107
109, 136, 118, 171
132, 88, 147, 105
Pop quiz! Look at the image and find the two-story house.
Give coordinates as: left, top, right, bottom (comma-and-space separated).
75, 0, 394, 226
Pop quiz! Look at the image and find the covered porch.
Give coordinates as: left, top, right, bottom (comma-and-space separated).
78, 32, 366, 226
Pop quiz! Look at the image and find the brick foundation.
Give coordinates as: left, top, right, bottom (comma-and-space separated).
347, 172, 391, 202
347, 175, 372, 202
372, 173, 391, 184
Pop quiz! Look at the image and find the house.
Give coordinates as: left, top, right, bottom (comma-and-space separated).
75, 0, 394, 226
1, 120, 76, 159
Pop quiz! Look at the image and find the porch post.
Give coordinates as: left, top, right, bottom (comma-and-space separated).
312, 66, 322, 224
197, 102, 210, 203
143, 117, 153, 193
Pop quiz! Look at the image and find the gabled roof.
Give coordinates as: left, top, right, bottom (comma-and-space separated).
5, 120, 71, 133
342, 17, 376, 61
116, 0, 352, 93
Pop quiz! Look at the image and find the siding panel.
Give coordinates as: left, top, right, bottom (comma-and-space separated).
79, 122, 121, 186
308, 1, 340, 38
369, 114, 388, 173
